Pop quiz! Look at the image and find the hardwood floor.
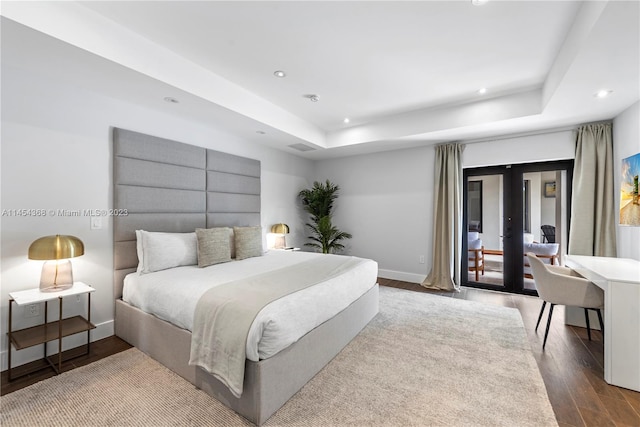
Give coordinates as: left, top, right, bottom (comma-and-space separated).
1, 335, 132, 396
379, 278, 640, 427
2, 280, 639, 427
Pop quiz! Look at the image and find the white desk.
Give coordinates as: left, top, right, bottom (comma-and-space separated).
565, 255, 640, 391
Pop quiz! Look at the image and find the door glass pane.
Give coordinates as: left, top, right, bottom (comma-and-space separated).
522, 171, 562, 292
467, 175, 504, 287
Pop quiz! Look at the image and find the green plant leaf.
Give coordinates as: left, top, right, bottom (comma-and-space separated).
299, 180, 352, 254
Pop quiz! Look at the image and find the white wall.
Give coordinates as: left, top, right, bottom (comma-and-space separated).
0, 64, 315, 370
613, 101, 640, 261
315, 146, 434, 283
463, 130, 576, 168
474, 175, 502, 250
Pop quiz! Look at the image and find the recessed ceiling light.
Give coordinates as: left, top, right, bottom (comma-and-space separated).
471, 0, 489, 5
163, 96, 179, 103
478, 88, 487, 95
594, 89, 613, 98
304, 94, 320, 102
273, 70, 286, 78
343, 118, 350, 124
256, 130, 266, 135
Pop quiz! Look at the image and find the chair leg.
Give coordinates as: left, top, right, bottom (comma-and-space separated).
584, 308, 592, 341
543, 304, 555, 350
596, 309, 604, 339
535, 301, 547, 332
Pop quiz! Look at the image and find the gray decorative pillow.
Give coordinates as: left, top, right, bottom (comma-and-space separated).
196, 228, 232, 268
234, 226, 263, 260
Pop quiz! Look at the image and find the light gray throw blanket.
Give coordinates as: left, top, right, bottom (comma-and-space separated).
188, 255, 366, 397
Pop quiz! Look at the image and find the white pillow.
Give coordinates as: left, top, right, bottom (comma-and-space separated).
524, 242, 559, 256
135, 230, 144, 272
139, 231, 197, 273
468, 239, 483, 250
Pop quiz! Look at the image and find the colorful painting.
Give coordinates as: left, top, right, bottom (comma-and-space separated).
620, 152, 640, 226
544, 181, 556, 198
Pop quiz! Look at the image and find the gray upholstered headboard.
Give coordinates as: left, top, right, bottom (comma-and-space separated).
113, 128, 261, 298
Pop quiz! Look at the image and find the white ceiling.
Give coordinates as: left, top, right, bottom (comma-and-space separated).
2, 1, 639, 159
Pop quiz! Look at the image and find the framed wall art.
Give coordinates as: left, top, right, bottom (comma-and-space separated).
543, 181, 556, 198
620, 152, 640, 226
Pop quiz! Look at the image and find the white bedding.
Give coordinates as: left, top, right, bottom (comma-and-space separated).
123, 250, 378, 361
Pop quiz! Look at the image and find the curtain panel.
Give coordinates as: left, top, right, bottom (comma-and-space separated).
422, 143, 465, 291
568, 123, 617, 257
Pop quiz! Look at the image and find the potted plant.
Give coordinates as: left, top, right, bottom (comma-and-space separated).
298, 180, 352, 254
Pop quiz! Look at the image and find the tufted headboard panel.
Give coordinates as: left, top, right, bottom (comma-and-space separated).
113, 128, 260, 298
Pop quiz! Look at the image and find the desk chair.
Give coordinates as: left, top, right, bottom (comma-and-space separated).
527, 253, 604, 349
523, 242, 559, 279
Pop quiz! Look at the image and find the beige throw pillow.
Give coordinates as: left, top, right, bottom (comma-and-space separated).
234, 226, 263, 260
196, 228, 232, 267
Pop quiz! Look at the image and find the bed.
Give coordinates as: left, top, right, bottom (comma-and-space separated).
112, 128, 379, 425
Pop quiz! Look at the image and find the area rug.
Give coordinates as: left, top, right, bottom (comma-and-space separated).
1, 286, 557, 426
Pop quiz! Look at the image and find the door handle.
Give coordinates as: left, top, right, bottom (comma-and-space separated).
505, 217, 512, 238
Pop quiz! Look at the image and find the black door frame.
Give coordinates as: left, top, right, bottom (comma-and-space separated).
462, 160, 574, 295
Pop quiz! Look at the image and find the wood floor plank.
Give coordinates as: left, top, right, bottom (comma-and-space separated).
597, 394, 640, 426
583, 368, 625, 400
553, 404, 587, 427
619, 388, 640, 416
578, 407, 617, 427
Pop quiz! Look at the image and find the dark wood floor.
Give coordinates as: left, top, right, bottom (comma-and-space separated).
2, 279, 639, 427
1, 335, 132, 396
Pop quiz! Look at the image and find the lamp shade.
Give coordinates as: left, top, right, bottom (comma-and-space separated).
28, 235, 84, 260
270, 223, 290, 234
29, 235, 84, 292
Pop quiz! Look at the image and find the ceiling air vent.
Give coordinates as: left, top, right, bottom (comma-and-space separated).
288, 143, 316, 152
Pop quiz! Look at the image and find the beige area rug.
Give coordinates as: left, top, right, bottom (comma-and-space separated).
1, 287, 557, 427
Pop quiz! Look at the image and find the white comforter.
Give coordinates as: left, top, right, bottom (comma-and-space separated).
123, 251, 378, 361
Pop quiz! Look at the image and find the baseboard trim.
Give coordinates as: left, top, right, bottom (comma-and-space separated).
378, 269, 424, 284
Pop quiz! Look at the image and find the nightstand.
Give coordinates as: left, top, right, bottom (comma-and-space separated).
7, 282, 96, 381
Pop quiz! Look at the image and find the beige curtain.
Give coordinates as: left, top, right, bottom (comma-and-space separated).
568, 123, 617, 257
422, 143, 465, 291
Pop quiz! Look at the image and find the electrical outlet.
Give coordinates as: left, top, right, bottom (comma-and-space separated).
419, 255, 425, 264
25, 303, 40, 318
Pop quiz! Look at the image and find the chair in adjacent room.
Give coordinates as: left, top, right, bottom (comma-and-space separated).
541, 225, 556, 243
523, 242, 559, 279
468, 232, 484, 281
526, 253, 604, 349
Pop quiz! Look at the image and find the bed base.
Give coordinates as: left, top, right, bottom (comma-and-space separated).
115, 284, 378, 426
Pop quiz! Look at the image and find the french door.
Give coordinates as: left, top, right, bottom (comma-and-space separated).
462, 161, 573, 295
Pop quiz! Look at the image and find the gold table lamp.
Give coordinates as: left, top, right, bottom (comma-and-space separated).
270, 223, 290, 249
28, 235, 84, 292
